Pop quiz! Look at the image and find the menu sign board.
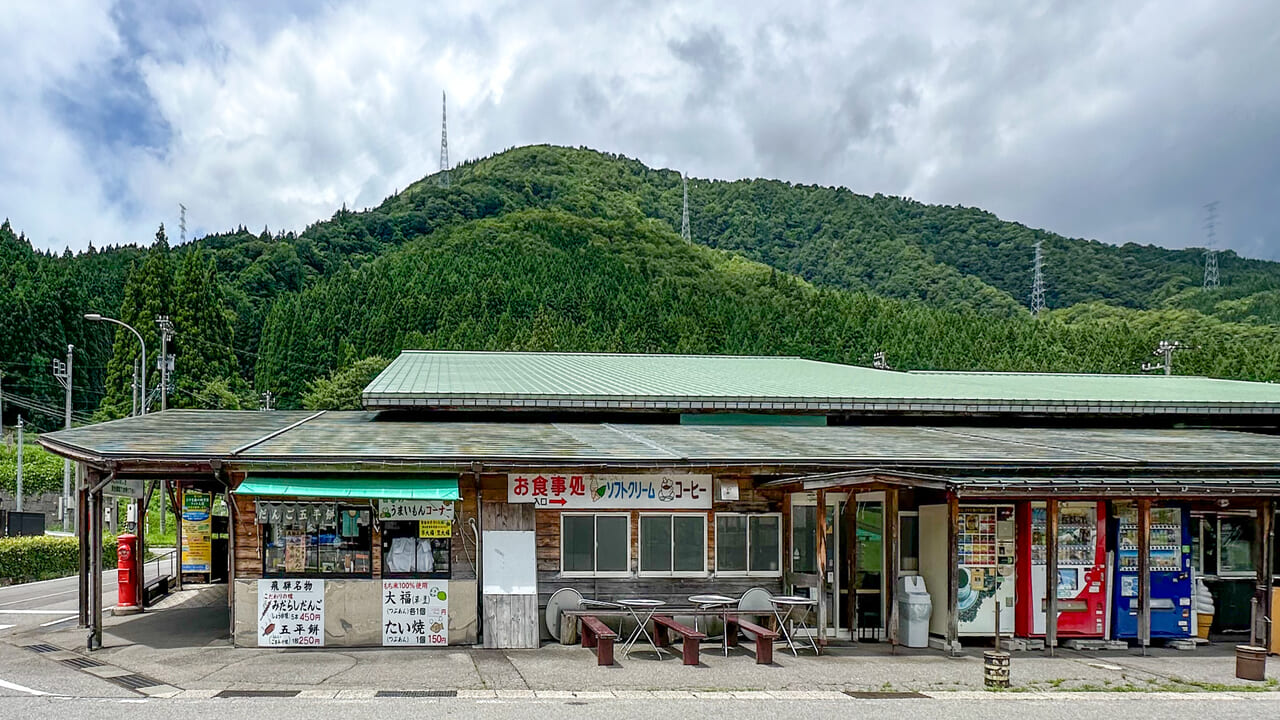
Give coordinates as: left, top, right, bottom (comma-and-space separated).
181, 490, 212, 573
378, 500, 454, 521
418, 520, 452, 538
258, 579, 324, 647
382, 580, 448, 646
507, 473, 712, 509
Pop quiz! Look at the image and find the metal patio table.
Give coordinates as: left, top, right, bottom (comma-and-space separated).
617, 598, 668, 658
769, 595, 820, 656
688, 594, 736, 656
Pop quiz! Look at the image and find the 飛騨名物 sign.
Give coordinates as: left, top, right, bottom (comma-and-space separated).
258, 579, 324, 647
382, 580, 448, 646
506, 473, 712, 509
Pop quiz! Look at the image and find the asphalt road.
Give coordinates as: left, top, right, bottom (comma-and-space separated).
0, 552, 175, 634
3, 695, 1280, 720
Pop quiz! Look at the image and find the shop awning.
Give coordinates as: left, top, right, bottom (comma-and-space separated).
234, 474, 459, 500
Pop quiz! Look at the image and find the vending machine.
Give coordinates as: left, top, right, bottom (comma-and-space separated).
1110, 503, 1192, 639
920, 504, 1016, 637
1015, 502, 1107, 638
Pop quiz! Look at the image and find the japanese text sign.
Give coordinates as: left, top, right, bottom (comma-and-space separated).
506, 473, 712, 509
378, 500, 454, 521
418, 520, 452, 538
382, 580, 448, 646
258, 579, 324, 647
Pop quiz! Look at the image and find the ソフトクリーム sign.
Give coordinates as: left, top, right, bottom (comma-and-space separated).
258, 579, 324, 647
506, 473, 712, 509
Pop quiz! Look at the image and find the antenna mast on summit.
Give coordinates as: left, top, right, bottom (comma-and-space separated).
439, 91, 450, 188
179, 203, 187, 243
1203, 201, 1219, 289
681, 175, 690, 241
1030, 239, 1046, 315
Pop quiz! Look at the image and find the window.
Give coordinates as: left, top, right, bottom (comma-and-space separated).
258, 500, 372, 577
561, 514, 629, 576
1218, 515, 1256, 576
791, 505, 817, 574
716, 513, 782, 576
899, 513, 920, 573
381, 521, 451, 579
640, 514, 706, 576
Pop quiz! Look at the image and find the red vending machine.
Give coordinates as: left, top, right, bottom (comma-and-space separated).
1016, 501, 1108, 638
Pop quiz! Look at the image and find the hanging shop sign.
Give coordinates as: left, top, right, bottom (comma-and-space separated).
103, 477, 144, 499
418, 520, 452, 538
382, 579, 448, 646
258, 579, 324, 647
181, 490, 212, 574
506, 473, 712, 509
378, 500, 454, 521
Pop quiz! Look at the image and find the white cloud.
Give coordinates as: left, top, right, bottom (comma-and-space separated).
2, 0, 1279, 259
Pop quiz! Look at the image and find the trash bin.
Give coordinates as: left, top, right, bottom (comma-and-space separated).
1236, 645, 1267, 681
897, 576, 932, 648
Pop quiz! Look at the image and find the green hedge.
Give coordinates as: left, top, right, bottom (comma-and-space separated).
0, 443, 64, 496
0, 534, 117, 584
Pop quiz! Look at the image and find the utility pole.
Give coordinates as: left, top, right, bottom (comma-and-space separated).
157, 316, 174, 411
15, 416, 23, 513
1142, 340, 1189, 376
131, 359, 139, 417
260, 391, 274, 411
0, 369, 5, 438
52, 345, 73, 530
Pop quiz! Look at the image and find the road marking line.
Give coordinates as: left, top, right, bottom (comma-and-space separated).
39, 616, 77, 627
0, 588, 79, 607
0, 609, 79, 615
0, 624, 14, 630
0, 678, 54, 696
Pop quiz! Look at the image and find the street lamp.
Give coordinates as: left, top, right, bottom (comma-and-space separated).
85, 313, 147, 415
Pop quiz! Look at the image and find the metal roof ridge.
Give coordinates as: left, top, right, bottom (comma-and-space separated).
230, 411, 327, 456
394, 349, 809, 360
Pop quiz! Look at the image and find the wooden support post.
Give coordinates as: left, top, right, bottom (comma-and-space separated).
946, 492, 960, 653
134, 494, 146, 609
89, 487, 103, 650
847, 492, 859, 639
1137, 499, 1152, 655
77, 478, 89, 629
1045, 498, 1059, 657
170, 483, 184, 591
1257, 499, 1274, 648
815, 489, 828, 646
885, 488, 900, 648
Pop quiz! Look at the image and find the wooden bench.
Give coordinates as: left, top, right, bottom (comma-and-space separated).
651, 615, 707, 666
579, 615, 618, 666
725, 614, 780, 665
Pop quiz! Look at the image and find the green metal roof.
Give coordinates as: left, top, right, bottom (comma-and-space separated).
360, 351, 1280, 414
234, 474, 459, 500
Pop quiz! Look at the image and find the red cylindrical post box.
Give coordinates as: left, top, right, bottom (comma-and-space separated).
116, 533, 139, 610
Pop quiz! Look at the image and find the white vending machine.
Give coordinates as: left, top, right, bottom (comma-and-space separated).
920, 503, 1016, 637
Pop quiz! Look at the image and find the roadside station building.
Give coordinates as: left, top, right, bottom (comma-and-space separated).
39, 351, 1280, 654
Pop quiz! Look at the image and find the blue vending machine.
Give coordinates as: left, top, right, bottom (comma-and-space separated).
1110, 502, 1192, 639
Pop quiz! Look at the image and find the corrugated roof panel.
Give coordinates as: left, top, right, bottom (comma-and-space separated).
360, 351, 1280, 411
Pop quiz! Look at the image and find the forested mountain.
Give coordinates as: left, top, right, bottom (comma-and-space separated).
4, 144, 1280, 419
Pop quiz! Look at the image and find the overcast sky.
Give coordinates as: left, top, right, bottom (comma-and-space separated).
4, 0, 1278, 259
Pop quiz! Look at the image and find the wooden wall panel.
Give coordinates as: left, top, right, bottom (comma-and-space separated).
232, 494, 261, 579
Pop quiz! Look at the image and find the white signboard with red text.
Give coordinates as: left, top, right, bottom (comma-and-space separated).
258, 579, 324, 647
506, 473, 712, 509
382, 579, 448, 646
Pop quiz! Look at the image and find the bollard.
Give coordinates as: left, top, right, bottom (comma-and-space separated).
984, 650, 1011, 688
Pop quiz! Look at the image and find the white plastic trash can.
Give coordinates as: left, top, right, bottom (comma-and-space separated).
897, 576, 932, 648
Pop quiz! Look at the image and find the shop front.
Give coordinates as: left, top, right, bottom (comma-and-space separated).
228, 473, 480, 647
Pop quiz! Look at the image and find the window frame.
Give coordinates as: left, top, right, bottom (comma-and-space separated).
259, 500, 374, 579
1216, 512, 1258, 578
715, 512, 783, 578
559, 512, 631, 578
638, 512, 708, 578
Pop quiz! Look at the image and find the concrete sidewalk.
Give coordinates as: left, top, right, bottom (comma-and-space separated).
7, 586, 1279, 698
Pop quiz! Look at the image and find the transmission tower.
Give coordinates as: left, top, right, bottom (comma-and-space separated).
179, 203, 187, 244
1203, 201, 1219, 289
439, 91, 450, 188
1030, 239, 1047, 315
681, 175, 691, 241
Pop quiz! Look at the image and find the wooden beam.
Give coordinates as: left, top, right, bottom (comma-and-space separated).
1257, 499, 1274, 648
885, 488, 900, 648
89, 487, 103, 650
1045, 499, 1059, 657
815, 488, 828, 646
946, 492, 960, 652
1137, 499, 1152, 654
170, 483, 184, 592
